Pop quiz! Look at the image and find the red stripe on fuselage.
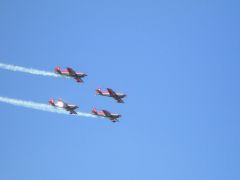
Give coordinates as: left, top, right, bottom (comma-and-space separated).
98, 112, 105, 115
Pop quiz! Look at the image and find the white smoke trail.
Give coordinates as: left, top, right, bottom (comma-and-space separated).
0, 96, 97, 118
0, 62, 60, 77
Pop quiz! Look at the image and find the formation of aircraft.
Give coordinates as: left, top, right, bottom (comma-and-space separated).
50, 66, 126, 122
91, 107, 121, 122
49, 98, 79, 114
96, 88, 126, 103
54, 66, 87, 83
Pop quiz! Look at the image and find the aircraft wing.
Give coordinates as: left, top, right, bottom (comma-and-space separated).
66, 104, 78, 110
107, 88, 118, 97
102, 110, 112, 116
67, 67, 76, 75
74, 77, 83, 83
107, 88, 124, 102
117, 98, 124, 103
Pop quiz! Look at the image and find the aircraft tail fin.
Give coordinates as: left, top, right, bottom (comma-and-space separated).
54, 66, 61, 74
48, 98, 55, 106
92, 107, 97, 114
96, 88, 102, 95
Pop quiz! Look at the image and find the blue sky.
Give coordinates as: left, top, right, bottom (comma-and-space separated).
0, 0, 240, 179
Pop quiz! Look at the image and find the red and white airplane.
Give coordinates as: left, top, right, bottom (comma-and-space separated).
96, 88, 127, 103
54, 66, 87, 83
48, 99, 79, 114
91, 107, 121, 122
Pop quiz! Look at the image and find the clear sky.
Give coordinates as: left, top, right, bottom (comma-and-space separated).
0, 0, 240, 179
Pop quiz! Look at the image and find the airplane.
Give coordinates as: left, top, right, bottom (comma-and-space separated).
54, 66, 87, 83
96, 88, 127, 103
91, 107, 121, 122
48, 98, 79, 114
